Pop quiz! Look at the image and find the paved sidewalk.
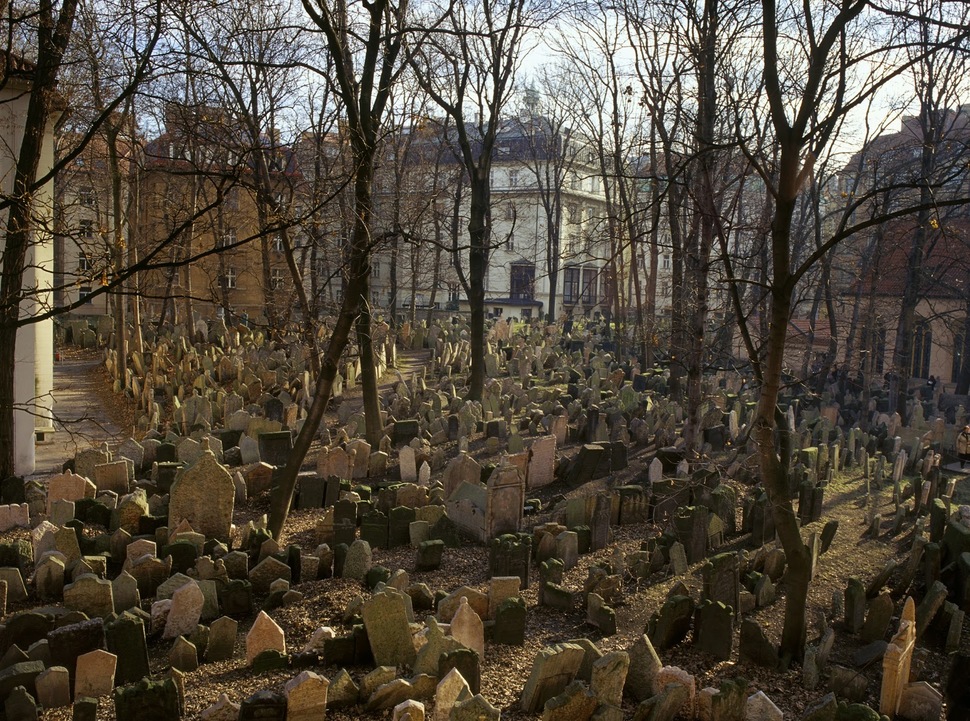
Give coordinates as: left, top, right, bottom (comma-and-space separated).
28, 347, 432, 479
31, 357, 123, 478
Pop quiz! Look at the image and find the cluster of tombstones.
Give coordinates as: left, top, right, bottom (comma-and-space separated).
0, 408, 797, 721
13, 314, 966, 719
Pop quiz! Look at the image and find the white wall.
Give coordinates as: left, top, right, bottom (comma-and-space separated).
0, 77, 56, 475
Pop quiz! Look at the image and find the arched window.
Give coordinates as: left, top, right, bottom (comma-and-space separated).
911, 321, 932, 379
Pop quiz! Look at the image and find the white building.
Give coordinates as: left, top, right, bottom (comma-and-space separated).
372, 116, 615, 323
0, 58, 57, 474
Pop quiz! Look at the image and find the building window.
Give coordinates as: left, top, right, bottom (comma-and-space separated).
590, 176, 600, 192
503, 202, 515, 221
79, 285, 93, 304
272, 234, 285, 253
79, 219, 95, 239
372, 261, 381, 278
508, 169, 519, 188
563, 267, 580, 304
570, 173, 580, 191
586, 206, 596, 223
568, 203, 580, 224
582, 267, 597, 305
506, 232, 515, 251
225, 267, 237, 289
271, 268, 285, 290
78, 251, 92, 274
78, 187, 95, 207
510, 263, 535, 301
662, 254, 671, 270
911, 321, 932, 379
371, 290, 381, 306
449, 287, 460, 302
563, 232, 577, 256
219, 228, 236, 249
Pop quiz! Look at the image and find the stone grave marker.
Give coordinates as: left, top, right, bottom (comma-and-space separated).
168, 446, 234, 542
362, 590, 415, 667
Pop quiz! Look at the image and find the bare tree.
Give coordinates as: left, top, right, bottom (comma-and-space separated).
176, 0, 325, 366
883, 0, 970, 414
0, 0, 162, 477
513, 69, 583, 323
269, 0, 419, 538
722, 0, 970, 659
408, 0, 548, 401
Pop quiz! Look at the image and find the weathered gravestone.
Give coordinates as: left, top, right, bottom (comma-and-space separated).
519, 642, 585, 713
362, 590, 415, 667
168, 446, 234, 542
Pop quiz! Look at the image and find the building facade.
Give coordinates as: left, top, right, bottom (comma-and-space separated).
370, 116, 616, 323
834, 108, 970, 388
0, 58, 57, 473
54, 135, 120, 316
134, 105, 302, 329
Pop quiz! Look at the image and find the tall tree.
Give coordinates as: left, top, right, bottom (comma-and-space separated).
269, 0, 418, 538
885, 0, 970, 414
178, 0, 323, 366
408, 0, 548, 402
729, 0, 969, 659
515, 70, 582, 324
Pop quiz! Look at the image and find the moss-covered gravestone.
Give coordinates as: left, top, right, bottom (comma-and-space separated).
113, 677, 181, 721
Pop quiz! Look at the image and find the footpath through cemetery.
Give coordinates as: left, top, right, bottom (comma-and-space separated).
4, 315, 970, 721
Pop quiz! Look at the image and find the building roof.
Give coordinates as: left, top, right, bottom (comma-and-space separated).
142, 104, 300, 178
0, 50, 36, 77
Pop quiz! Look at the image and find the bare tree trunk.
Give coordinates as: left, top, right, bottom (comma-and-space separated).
358, 299, 382, 445
467, 175, 488, 401
390, 232, 399, 324
271, 149, 377, 536
270, 0, 407, 533
107, 124, 128, 389
682, 0, 718, 453
409, 244, 418, 328
802, 280, 824, 382
956, 291, 970, 395
754, 192, 812, 660
426, 245, 442, 326
183, 182, 197, 335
